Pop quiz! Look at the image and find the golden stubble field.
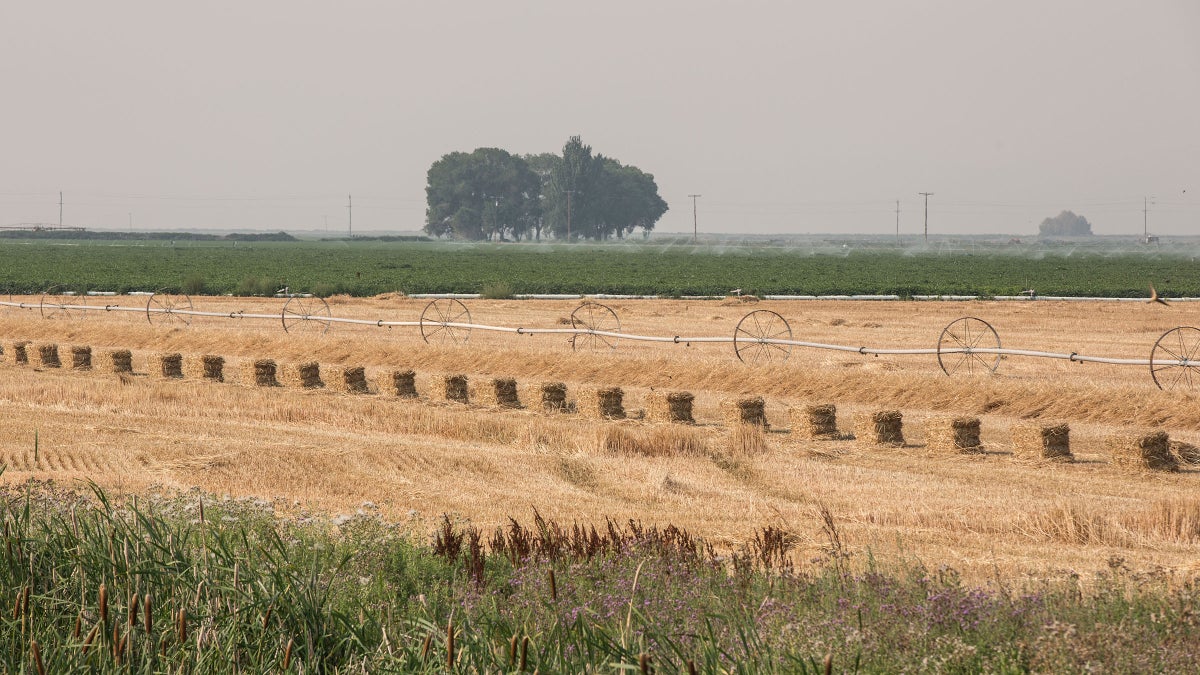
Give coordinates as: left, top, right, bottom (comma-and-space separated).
2, 294, 1200, 583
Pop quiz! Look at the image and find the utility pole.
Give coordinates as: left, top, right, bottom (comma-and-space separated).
918, 192, 933, 243
688, 194, 701, 243
1143, 196, 1154, 241
347, 194, 352, 237
58, 191, 63, 228
895, 199, 900, 242
565, 190, 576, 240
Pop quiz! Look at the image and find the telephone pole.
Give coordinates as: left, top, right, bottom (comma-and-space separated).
1143, 196, 1154, 241
565, 190, 576, 240
895, 199, 900, 242
688, 194, 701, 243
918, 192, 933, 243
347, 194, 352, 237
58, 191, 63, 228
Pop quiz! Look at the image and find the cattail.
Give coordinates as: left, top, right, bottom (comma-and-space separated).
283, 638, 294, 670
23, 585, 31, 616
446, 619, 455, 671
198, 497, 205, 524
823, 652, 832, 675
82, 624, 99, 655
687, 660, 697, 675
262, 605, 273, 630
111, 624, 121, 660
31, 640, 45, 675
144, 593, 152, 634
519, 636, 529, 672
420, 634, 432, 661
73, 611, 82, 638
177, 607, 187, 643
98, 583, 109, 625
639, 653, 651, 675
509, 634, 518, 668
548, 569, 557, 602
129, 593, 139, 627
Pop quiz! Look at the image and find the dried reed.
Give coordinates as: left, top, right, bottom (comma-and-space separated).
789, 403, 839, 440
722, 397, 768, 428
1108, 431, 1178, 472
442, 374, 470, 404
70, 345, 92, 370
391, 369, 418, 398
36, 343, 61, 368
156, 353, 184, 379
579, 387, 626, 420
851, 410, 904, 446
1011, 421, 1073, 462
279, 362, 324, 389
645, 390, 695, 424
923, 417, 983, 454
472, 377, 522, 409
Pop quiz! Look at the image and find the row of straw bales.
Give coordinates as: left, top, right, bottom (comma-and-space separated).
2, 339, 1195, 471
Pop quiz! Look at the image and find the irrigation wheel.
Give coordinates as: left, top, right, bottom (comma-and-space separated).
39, 285, 85, 320
937, 316, 1001, 376
147, 289, 194, 327
281, 295, 333, 335
420, 298, 472, 344
733, 310, 793, 363
1150, 326, 1200, 391
570, 301, 621, 351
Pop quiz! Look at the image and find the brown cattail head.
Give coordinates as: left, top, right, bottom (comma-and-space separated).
73, 611, 83, 638
144, 594, 153, 634
129, 593, 139, 627
639, 653, 651, 675
283, 637, 294, 670
262, 605, 273, 629
82, 624, 99, 655
549, 569, 558, 602
98, 583, 109, 625
824, 652, 833, 675
177, 607, 187, 643
446, 619, 456, 671
687, 659, 698, 675
420, 634, 432, 661
509, 634, 518, 668
32, 640, 46, 675
520, 635, 529, 672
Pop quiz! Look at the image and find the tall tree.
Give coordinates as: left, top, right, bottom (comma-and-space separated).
424, 148, 541, 241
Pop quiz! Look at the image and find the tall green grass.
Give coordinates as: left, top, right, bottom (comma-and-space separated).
2, 479, 1198, 673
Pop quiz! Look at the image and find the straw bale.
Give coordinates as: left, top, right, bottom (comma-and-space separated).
472, 377, 522, 409
238, 359, 280, 387
923, 417, 983, 454
391, 369, 418, 398
279, 362, 324, 389
579, 387, 626, 420
8, 341, 29, 365
97, 349, 133, 374
1170, 440, 1200, 465
183, 354, 225, 382
722, 397, 768, 428
35, 343, 61, 368
1010, 421, 1073, 462
646, 390, 695, 424
851, 409, 904, 446
538, 381, 569, 412
1108, 431, 1178, 472
155, 353, 184, 379
70, 345, 92, 370
789, 403, 839, 439
442, 374, 470, 404
326, 366, 370, 394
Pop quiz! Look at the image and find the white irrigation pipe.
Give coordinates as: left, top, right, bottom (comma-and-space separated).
1, 300, 1191, 369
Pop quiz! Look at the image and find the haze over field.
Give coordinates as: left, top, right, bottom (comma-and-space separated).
1, 1, 1197, 236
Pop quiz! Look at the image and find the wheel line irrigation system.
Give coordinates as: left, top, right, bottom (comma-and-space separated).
3, 291, 1199, 393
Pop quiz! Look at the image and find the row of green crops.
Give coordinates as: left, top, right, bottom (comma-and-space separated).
3, 479, 1199, 673
0, 238, 1198, 298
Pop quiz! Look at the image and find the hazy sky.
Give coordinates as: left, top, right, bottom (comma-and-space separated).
2, 1, 1197, 236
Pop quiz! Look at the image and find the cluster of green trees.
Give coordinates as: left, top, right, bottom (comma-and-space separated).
1038, 210, 1093, 236
424, 136, 668, 241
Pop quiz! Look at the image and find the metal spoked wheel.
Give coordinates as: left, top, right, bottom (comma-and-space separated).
733, 310, 793, 363
147, 289, 193, 326
39, 285, 85, 320
281, 295, 333, 335
570, 301, 621, 351
1150, 326, 1200, 391
420, 298, 472, 344
937, 316, 1002, 376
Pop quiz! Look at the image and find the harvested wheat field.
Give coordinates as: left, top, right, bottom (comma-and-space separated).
3, 294, 1200, 583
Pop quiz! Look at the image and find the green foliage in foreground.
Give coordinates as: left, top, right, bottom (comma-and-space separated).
0, 239, 1198, 298
2, 480, 1199, 673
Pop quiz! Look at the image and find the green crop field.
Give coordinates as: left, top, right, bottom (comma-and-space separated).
1, 238, 1197, 298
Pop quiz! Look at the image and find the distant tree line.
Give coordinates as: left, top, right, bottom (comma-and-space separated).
1038, 211, 1093, 237
424, 136, 668, 241
0, 230, 296, 242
